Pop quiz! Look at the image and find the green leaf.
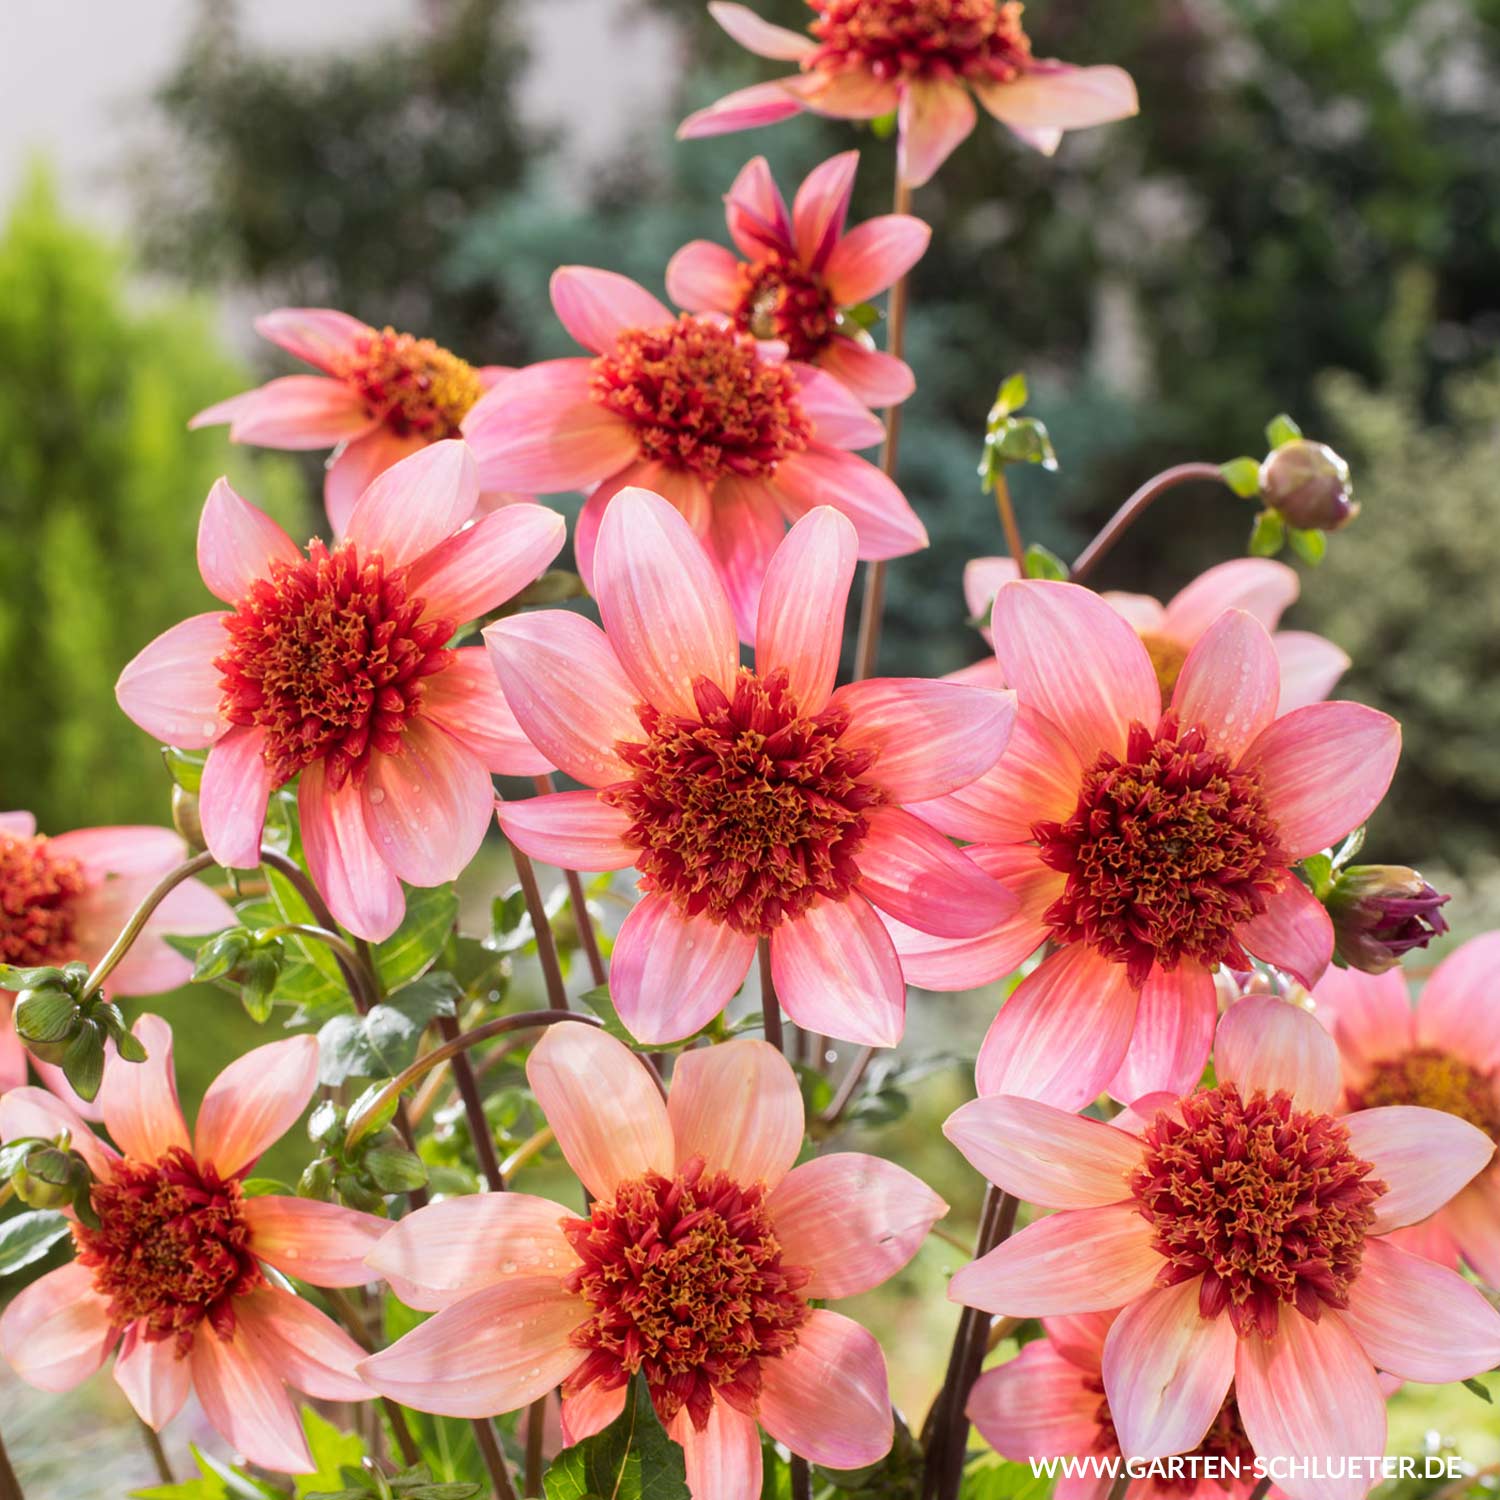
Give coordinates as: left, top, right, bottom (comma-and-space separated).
543, 1372, 689, 1500
375, 885, 460, 989
1021, 543, 1068, 582
317, 973, 459, 1084
1286, 525, 1327, 565
161, 745, 207, 793
959, 1459, 1057, 1500
61, 1017, 106, 1101
1218, 456, 1262, 499
294, 1407, 369, 1498
1462, 1376, 1494, 1404
577, 983, 639, 1047
0, 1209, 72, 1276
991, 371, 1028, 418
130, 1442, 286, 1499
267, 861, 344, 986
1265, 413, 1303, 449
985, 415, 1057, 472
1300, 853, 1336, 900
1247, 509, 1285, 557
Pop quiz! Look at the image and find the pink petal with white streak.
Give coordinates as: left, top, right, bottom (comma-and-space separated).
707, 2, 814, 61
252, 307, 370, 373
1163, 558, 1299, 641
709, 473, 786, 642
1214, 994, 1342, 1114
793, 150, 858, 270
1273, 631, 1350, 713
405, 503, 565, 626
325, 428, 427, 539
190, 1321, 314, 1473
724, 155, 794, 259
550, 267, 673, 356
1416, 931, 1500, 1070
794, 364, 885, 450
199, 726, 274, 869
238, 1286, 370, 1402
1169, 611, 1280, 762
343, 438, 477, 569
299, 760, 405, 943
196, 479, 302, 605
114, 1324, 192, 1429
677, 80, 807, 140
974, 65, 1139, 134
966, 1342, 1100, 1459
98, 1013, 190, 1161
495, 791, 637, 872
243, 1195, 390, 1287
671, 1402, 763, 1500
1309, 965, 1414, 1091
816, 338, 916, 407
669, 1038, 803, 1188
194, 1033, 319, 1180
0, 1262, 117, 1393
1236, 877, 1334, 990
770, 895, 905, 1048
191, 376, 372, 447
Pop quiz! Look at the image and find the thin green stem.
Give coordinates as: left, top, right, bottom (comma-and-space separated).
80, 850, 217, 1000
1068, 462, 1226, 584
252, 922, 364, 976
820, 1045, 874, 1129
993, 470, 1026, 571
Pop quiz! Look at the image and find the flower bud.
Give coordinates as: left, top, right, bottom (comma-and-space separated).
1258, 440, 1358, 532
12, 984, 81, 1059
13, 1146, 85, 1209
1327, 864, 1450, 973
171, 783, 205, 851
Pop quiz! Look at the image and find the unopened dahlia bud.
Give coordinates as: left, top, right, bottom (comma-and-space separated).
11, 982, 82, 1064
12, 1144, 86, 1210
1259, 440, 1358, 532
1327, 864, 1450, 973
171, 783, 205, 851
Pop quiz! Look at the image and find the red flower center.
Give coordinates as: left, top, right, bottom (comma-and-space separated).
1089, 1373, 1255, 1494
215, 539, 454, 792
560, 1157, 811, 1431
1355, 1048, 1500, 1143
805, 0, 1033, 84
733, 253, 839, 362
1131, 1084, 1385, 1340
1034, 717, 1287, 987
336, 327, 483, 440
0, 831, 86, 968
75, 1147, 262, 1356
590, 316, 813, 483
601, 668, 886, 937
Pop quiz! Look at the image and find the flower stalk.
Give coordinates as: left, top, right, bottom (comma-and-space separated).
1069, 462, 1226, 583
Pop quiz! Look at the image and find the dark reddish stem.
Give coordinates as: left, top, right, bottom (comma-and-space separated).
0, 1428, 23, 1500
438, 1013, 505, 1193
508, 835, 570, 1012
1068, 463, 1227, 584
758, 938, 784, 1054
534, 774, 606, 988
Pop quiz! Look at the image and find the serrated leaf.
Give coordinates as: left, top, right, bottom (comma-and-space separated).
376, 885, 459, 989
1218, 456, 1262, 499
317, 974, 459, 1084
1021, 543, 1068, 581
1265, 413, 1303, 448
1247, 509, 1285, 558
1286, 525, 1327, 565
0, 1209, 72, 1276
543, 1373, 689, 1500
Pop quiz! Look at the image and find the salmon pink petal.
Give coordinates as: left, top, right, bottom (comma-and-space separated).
0, 1085, 118, 1178
975, 65, 1139, 133
795, 364, 885, 450
943, 1095, 1141, 1209
98, 1013, 190, 1161
1445, 1175, 1500, 1288
898, 80, 977, 188
299, 760, 405, 943
0, 1014, 24, 1093
199, 726, 274, 869
824, 214, 933, 305
1102, 1280, 1237, 1460
665, 239, 742, 312
975, 945, 1139, 1110
1236, 877, 1334, 990
759, 1310, 892, 1469
1169, 611, 1279, 761
949, 1203, 1161, 1317
1043, 1311, 1116, 1371
772, 446, 927, 558
709, 474, 786, 641
195, 1033, 319, 1179
364, 1192, 578, 1312
0, 1262, 117, 1393
191, 375, 372, 447
594, 487, 738, 716
462, 359, 637, 493
769, 1153, 946, 1298
484, 612, 640, 788
561, 1383, 627, 1446
0, 810, 35, 836
363, 721, 493, 888
991, 580, 1160, 763
963, 559, 1021, 631
1108, 964, 1216, 1103
405, 502, 566, 625
496, 791, 636, 872
1343, 1106, 1496, 1233
724, 155, 794, 258
833, 678, 1016, 801
1273, 631, 1349, 713
114, 1324, 192, 1429
610, 895, 757, 1044
669, 1038, 803, 1187
45, 824, 183, 877
190, 1322, 314, 1473
770, 895, 905, 1048
580, 462, 713, 597
115, 612, 231, 749
1214, 994, 1341, 1114
1163, 558, 1299, 641
793, 150, 858, 270
1242, 702, 1401, 860
526, 1022, 674, 1199
196, 478, 301, 605
857, 806, 1016, 938
325, 428, 426, 539
670, 1401, 763, 1500
1416, 931, 1500, 1068
966, 1342, 1100, 1458
238, 1286, 370, 1402
785, 67, 901, 121
1310, 966, 1414, 1088
343, 438, 478, 568
551, 267, 673, 356
1234, 1310, 1383, 1500
816, 338, 916, 407
243, 1195, 390, 1287
756, 505, 858, 710
253, 306, 370, 372
707, 1, 814, 60
1102, 591, 1168, 635
421, 649, 552, 776
677, 80, 806, 140
1342, 1237, 1500, 1382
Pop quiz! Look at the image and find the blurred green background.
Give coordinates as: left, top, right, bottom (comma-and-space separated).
2, 0, 1499, 1492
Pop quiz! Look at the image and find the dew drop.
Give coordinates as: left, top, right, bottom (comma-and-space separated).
368, 787, 386, 805
502, 1260, 518, 1274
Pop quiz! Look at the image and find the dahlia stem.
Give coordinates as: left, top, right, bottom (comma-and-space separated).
253, 922, 364, 977
993, 471, 1026, 572
508, 838, 570, 1012
1068, 463, 1226, 585
524, 1397, 547, 1495
789, 1454, 813, 1500
138, 1418, 173, 1484
0, 1427, 22, 1500
1106, 1473, 1132, 1500
1246, 1481, 1274, 1500
438, 1012, 506, 1193
758, 938, 785, 1055
500, 1126, 555, 1180
820, 1044, 875, 1129
535, 775, 607, 988
851, 175, 914, 684
472, 1413, 522, 1500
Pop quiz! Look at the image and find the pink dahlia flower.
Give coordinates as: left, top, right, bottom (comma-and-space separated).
1, 811, 232, 1106
484, 489, 1017, 1047
666, 152, 929, 408
1313, 931, 1500, 1289
114, 441, 565, 943
360, 1021, 946, 1497
946, 996, 1500, 1500
903, 580, 1399, 1110
191, 307, 520, 536
461, 265, 927, 640
0, 1016, 386, 1474
960, 556, 1349, 713
679, 1, 1138, 188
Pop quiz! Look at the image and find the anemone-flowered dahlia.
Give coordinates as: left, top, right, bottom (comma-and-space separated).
899, 580, 1399, 1110
1313, 931, 1500, 1290
483, 489, 1016, 1047
678, 1, 1138, 188
360, 1022, 946, 1499
114, 442, 564, 943
945, 997, 1500, 1500
190, 307, 521, 535
958, 556, 1350, 713
461, 265, 926, 640
666, 152, 929, 408
0, 1017, 386, 1473
0, 811, 232, 1106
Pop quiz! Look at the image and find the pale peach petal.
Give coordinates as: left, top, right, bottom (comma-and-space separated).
677, 80, 807, 140
815, 338, 915, 407
195, 1033, 319, 1179
561, 1383, 627, 1446
199, 726, 274, 869
1214, 994, 1342, 1114
964, 557, 1022, 632
1273, 631, 1350, 713
1416, 931, 1500, 1070
669, 1038, 803, 1189
771, 446, 927, 559
325, 428, 427, 539
0, 810, 36, 836
581, 460, 713, 583
665, 239, 743, 313
1169, 611, 1280, 762
98, 1013, 190, 1162
1102, 590, 1168, 636
724, 155, 794, 259
671, 1400, 763, 1500
974, 65, 1139, 134
46, 824, 183, 879
115, 612, 232, 749
769, 1153, 946, 1298
342, 438, 477, 568
0, 1008, 25, 1092
551, 266, 673, 356
944, 1095, 1141, 1209
966, 1342, 1101, 1459
495, 791, 637, 873
784, 67, 901, 121
1236, 878, 1334, 990
190, 1322, 314, 1473
196, 478, 302, 605
1343, 1105, 1496, 1233
792, 150, 858, 270
823, 214, 933, 306
192, 375, 372, 447
1108, 965, 1217, 1104
1308, 966, 1414, 1091
243, 1195, 389, 1287
898, 80, 977, 188
707, 1, 814, 61
793, 364, 884, 451
0, 1085, 118, 1178
405, 502, 565, 626
708, 473, 786, 642
0, 1262, 117, 1393
1445, 1173, 1500, 1288
526, 1022, 674, 1199
1162, 558, 1299, 641
770, 896, 905, 1048
421, 649, 552, 777
299, 760, 405, 943
114, 1324, 192, 1429
238, 1285, 371, 1401
758, 1310, 892, 1469
252, 306, 370, 372
365, 1192, 578, 1312
1043, 1311, 1116, 1371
